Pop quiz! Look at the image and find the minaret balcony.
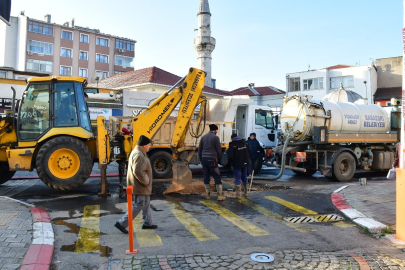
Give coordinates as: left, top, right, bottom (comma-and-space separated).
194, 36, 216, 46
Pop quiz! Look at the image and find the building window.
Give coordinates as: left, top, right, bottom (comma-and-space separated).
27, 40, 53, 55
28, 21, 53, 36
61, 48, 72, 58
303, 77, 323, 90
26, 59, 52, 73
79, 68, 88, 78
115, 39, 135, 51
96, 70, 109, 79
61, 30, 73, 40
288, 77, 300, 92
80, 34, 89, 43
115, 55, 134, 68
96, 37, 109, 47
96, 54, 109, 63
330, 76, 354, 89
114, 71, 123, 75
79, 51, 88, 60
60, 66, 72, 76
0, 71, 6, 78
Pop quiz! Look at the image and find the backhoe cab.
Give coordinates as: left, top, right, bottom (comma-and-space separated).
0, 76, 96, 190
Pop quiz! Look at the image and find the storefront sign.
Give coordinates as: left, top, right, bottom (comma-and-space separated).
89, 108, 112, 120
0, 98, 12, 108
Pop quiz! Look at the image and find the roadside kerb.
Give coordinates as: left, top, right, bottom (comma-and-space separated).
21, 206, 54, 270
332, 185, 387, 232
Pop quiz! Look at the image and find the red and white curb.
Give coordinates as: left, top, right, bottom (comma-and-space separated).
21, 207, 54, 270
331, 185, 387, 232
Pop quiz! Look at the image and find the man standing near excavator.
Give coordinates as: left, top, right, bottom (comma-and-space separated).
198, 124, 226, 201
114, 135, 158, 234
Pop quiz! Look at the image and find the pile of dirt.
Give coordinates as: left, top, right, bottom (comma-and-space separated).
153, 178, 290, 195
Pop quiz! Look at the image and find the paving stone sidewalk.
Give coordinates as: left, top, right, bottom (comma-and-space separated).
120, 250, 405, 270
340, 180, 396, 231
0, 197, 33, 270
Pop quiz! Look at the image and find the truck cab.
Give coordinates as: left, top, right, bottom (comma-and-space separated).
234, 104, 279, 148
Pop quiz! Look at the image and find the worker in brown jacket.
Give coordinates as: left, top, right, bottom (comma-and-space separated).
115, 135, 157, 234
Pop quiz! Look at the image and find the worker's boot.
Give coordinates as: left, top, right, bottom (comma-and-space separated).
204, 184, 211, 200
216, 185, 226, 201
243, 183, 248, 198
234, 185, 242, 200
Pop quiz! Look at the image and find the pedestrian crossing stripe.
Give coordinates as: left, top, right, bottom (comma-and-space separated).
70, 195, 356, 254
133, 215, 163, 247
265, 196, 355, 228
75, 205, 100, 253
163, 201, 219, 241
239, 198, 315, 233
201, 200, 269, 237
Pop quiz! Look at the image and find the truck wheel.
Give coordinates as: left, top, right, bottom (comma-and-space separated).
0, 162, 15, 185
36, 136, 93, 190
332, 152, 355, 182
149, 151, 173, 179
253, 158, 263, 174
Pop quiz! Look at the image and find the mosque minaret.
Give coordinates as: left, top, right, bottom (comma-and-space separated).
194, 0, 216, 87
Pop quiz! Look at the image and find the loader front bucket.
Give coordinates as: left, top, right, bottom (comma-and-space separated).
163, 160, 192, 194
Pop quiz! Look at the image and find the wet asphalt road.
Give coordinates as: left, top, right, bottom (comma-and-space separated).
1, 164, 398, 269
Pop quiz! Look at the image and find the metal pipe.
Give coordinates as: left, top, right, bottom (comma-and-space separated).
167, 75, 187, 94
288, 140, 313, 146
10, 87, 16, 131
265, 163, 306, 172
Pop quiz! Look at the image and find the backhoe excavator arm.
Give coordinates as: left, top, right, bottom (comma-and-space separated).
130, 68, 206, 194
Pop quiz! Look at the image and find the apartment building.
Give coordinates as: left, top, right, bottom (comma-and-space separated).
285, 64, 377, 104
0, 12, 136, 79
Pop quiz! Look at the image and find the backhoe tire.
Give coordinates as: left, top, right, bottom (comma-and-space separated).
149, 151, 173, 179
0, 162, 15, 185
36, 136, 93, 190
332, 152, 355, 182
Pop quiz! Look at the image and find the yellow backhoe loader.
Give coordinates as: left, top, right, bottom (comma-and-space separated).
0, 68, 206, 194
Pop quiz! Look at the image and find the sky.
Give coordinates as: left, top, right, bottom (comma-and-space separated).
10, 0, 403, 91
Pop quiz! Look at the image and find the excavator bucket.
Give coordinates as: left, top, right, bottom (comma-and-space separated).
163, 160, 192, 194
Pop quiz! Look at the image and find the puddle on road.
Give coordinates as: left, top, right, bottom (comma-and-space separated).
55, 219, 112, 257
61, 243, 112, 257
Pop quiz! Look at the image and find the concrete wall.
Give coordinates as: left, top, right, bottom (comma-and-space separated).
0, 17, 19, 67
250, 94, 284, 107
16, 15, 27, 71
376, 56, 402, 88
0, 78, 27, 100
121, 83, 225, 101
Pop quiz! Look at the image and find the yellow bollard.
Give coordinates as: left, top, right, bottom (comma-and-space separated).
125, 186, 138, 254
397, 168, 405, 240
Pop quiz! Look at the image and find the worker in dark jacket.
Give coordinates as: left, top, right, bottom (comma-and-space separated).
247, 133, 262, 175
227, 134, 250, 199
198, 124, 226, 201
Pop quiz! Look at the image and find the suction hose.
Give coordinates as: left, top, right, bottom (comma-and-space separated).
263, 133, 293, 180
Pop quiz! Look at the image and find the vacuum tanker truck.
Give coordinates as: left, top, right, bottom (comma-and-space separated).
270, 94, 399, 181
